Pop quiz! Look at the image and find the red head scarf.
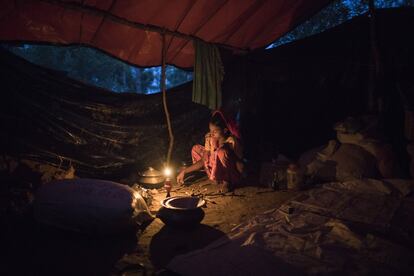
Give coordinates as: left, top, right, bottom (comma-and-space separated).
212, 110, 241, 139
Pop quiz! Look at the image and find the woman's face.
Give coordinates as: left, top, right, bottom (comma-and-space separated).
209, 123, 226, 139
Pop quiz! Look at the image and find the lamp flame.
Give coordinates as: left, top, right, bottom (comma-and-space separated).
164, 167, 172, 177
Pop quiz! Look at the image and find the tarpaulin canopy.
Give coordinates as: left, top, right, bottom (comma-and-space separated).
0, 0, 332, 68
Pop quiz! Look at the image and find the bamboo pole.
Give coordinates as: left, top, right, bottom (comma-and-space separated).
161, 32, 174, 166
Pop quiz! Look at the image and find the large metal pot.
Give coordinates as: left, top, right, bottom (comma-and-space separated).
137, 167, 165, 189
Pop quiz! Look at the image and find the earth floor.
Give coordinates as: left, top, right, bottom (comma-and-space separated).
123, 177, 298, 275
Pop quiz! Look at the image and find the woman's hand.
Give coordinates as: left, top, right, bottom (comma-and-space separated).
204, 133, 211, 151
203, 150, 210, 162
176, 169, 185, 185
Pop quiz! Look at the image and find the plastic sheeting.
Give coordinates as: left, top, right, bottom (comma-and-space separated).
0, 48, 211, 179
0, 0, 333, 68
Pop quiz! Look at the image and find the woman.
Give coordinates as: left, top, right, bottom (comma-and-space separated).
176, 110, 243, 192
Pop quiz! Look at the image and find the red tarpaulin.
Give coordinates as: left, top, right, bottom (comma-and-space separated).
0, 0, 332, 68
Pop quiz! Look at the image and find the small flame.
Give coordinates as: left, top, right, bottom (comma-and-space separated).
164, 167, 172, 177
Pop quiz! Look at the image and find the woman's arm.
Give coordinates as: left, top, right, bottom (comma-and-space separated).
225, 136, 244, 174
184, 159, 204, 173
176, 159, 204, 184
226, 136, 243, 159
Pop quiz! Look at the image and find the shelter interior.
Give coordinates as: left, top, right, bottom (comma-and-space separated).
1, 2, 414, 275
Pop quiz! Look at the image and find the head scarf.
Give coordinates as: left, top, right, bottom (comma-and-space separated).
212, 110, 241, 139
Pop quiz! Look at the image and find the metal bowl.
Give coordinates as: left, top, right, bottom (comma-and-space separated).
137, 167, 165, 189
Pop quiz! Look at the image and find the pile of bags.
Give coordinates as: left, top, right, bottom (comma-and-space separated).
301, 116, 400, 182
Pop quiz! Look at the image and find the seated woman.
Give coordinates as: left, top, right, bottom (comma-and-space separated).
176, 110, 243, 192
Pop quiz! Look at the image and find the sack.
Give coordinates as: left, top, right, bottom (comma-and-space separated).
338, 132, 399, 178
306, 144, 379, 182
34, 178, 153, 234
330, 144, 379, 181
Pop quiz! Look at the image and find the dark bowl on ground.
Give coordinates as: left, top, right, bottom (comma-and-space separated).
157, 196, 205, 227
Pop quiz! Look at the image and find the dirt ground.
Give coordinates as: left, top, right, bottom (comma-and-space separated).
118, 177, 299, 275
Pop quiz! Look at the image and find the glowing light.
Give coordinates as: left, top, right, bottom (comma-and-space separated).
164, 167, 172, 177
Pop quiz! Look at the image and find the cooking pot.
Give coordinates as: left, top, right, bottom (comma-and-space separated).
157, 196, 205, 227
137, 167, 165, 189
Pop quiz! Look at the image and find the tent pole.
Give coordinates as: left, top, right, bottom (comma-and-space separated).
161, 32, 174, 167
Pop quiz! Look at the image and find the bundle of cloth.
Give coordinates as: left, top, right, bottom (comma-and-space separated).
300, 116, 400, 182
34, 178, 153, 235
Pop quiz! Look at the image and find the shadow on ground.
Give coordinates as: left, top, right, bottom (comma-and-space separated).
3, 217, 139, 276
149, 224, 227, 269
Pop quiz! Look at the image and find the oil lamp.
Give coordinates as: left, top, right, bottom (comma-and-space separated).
163, 167, 172, 198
